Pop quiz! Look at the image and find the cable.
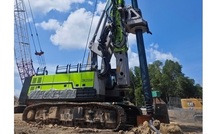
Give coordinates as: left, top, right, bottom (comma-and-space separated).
27, 0, 46, 67
27, 0, 42, 51
24, 5, 37, 54
81, 0, 98, 65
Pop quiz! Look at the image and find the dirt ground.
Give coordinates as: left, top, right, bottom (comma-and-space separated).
14, 113, 119, 134
14, 110, 202, 134
168, 112, 202, 134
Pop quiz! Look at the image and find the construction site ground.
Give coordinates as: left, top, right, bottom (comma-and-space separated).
14, 108, 203, 134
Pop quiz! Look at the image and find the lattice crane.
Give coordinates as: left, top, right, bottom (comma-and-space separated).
14, 0, 35, 84
14, 0, 45, 84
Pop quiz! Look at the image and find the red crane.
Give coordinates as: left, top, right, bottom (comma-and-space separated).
14, 0, 35, 84
14, 0, 45, 84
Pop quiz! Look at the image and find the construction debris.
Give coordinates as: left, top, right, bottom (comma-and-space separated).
124, 120, 183, 134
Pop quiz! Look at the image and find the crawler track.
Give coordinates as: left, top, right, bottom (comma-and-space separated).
22, 102, 127, 131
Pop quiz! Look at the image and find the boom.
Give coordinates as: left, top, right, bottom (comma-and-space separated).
14, 0, 35, 84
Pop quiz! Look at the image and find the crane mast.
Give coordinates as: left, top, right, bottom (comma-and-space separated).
14, 0, 35, 84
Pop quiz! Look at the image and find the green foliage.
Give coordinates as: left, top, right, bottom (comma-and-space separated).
195, 84, 203, 98
134, 87, 145, 106
129, 67, 145, 106
130, 60, 202, 105
148, 60, 163, 90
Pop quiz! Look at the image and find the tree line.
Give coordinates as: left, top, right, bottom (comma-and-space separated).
129, 59, 202, 106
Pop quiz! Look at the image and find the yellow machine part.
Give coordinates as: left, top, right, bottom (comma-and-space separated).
181, 98, 202, 110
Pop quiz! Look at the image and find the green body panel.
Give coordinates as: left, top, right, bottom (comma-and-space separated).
41, 75, 54, 83
28, 71, 95, 94
54, 74, 71, 82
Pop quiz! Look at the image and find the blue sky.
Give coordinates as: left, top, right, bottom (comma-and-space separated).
13, 0, 202, 97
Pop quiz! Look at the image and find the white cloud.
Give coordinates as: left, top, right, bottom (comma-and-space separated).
128, 34, 136, 46
36, 19, 61, 31
88, 1, 93, 6
96, 1, 106, 15
128, 48, 139, 67
26, 0, 85, 14
38, 1, 107, 50
49, 8, 100, 49
147, 43, 179, 62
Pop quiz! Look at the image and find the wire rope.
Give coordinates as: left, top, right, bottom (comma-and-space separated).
81, 0, 98, 65
27, 0, 46, 67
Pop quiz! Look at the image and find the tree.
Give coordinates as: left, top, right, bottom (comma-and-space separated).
194, 84, 203, 98
134, 86, 145, 106
128, 68, 136, 103
129, 59, 202, 105
159, 60, 183, 102
129, 66, 145, 106
177, 76, 196, 98
148, 60, 163, 90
